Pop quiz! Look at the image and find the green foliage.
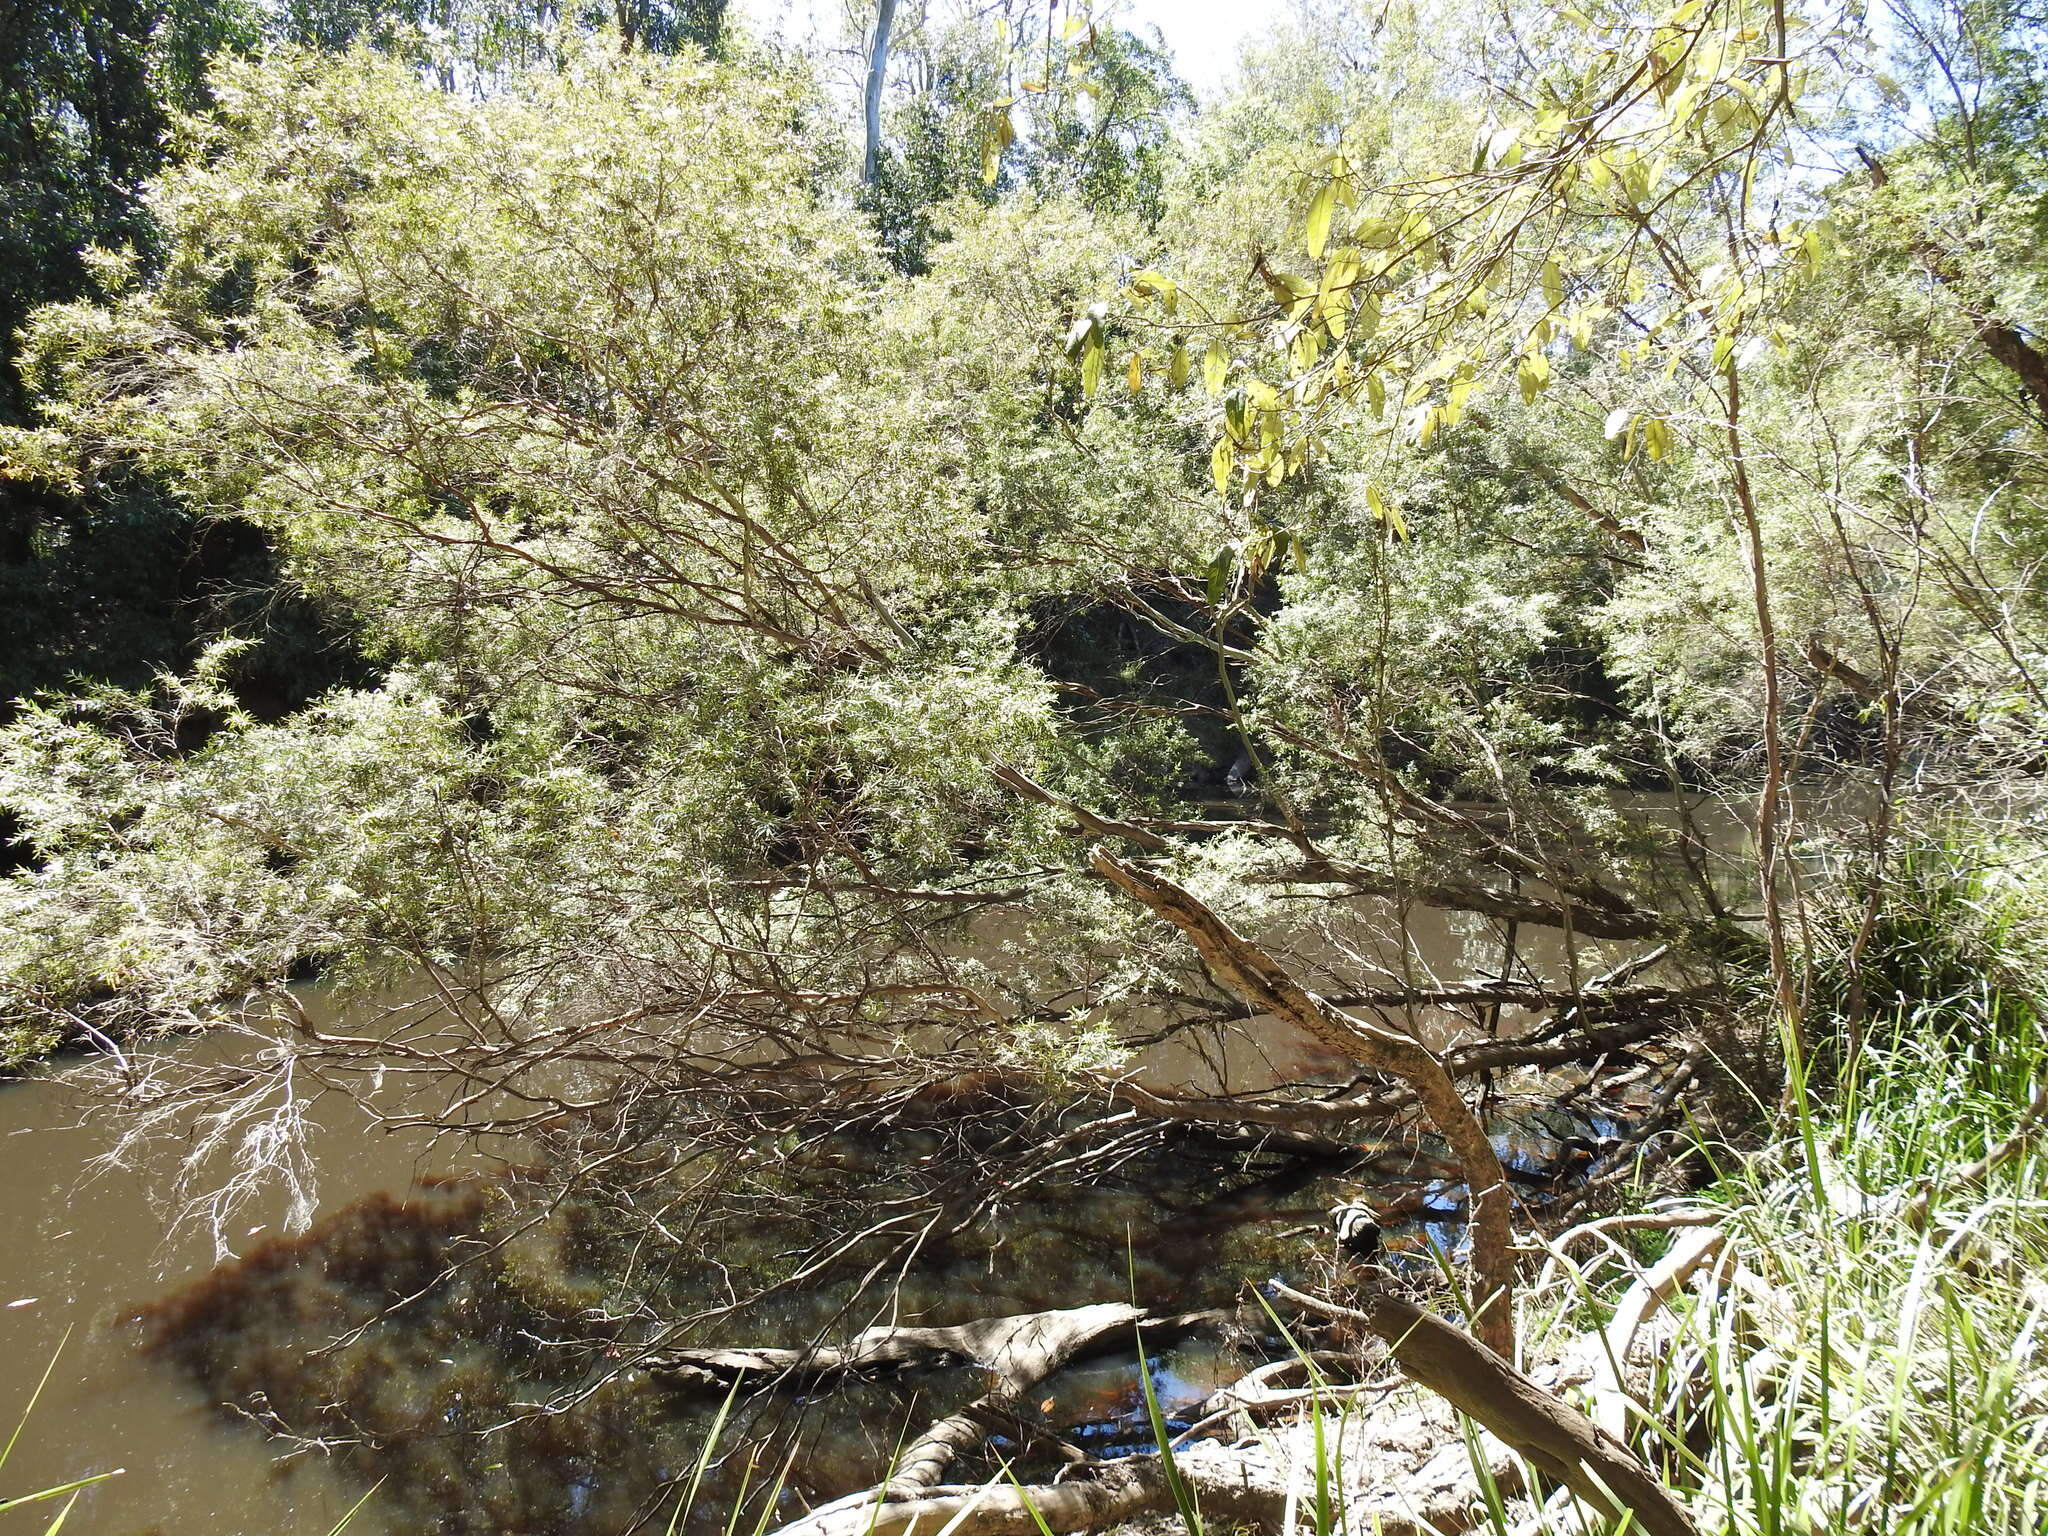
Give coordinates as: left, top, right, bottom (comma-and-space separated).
1, 8, 2046, 1528
272, 0, 728, 82
0, 42, 1126, 1047
858, 4, 1190, 274
1683, 971, 2048, 1535
0, 0, 254, 421
2, 0, 2045, 1120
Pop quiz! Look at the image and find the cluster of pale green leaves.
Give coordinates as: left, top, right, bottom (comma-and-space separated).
4, 0, 2047, 1058
1064, 0, 2046, 764
0, 36, 1290, 1053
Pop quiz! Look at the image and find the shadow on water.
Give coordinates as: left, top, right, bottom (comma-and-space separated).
129, 1080, 1656, 1536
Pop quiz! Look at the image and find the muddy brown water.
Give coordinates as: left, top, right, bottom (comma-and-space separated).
0, 1042, 489, 1534
0, 798, 1751, 1535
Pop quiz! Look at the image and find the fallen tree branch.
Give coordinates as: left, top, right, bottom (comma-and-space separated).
1090, 848, 1519, 1359
769, 1450, 1294, 1536
748, 1302, 1249, 1536
650, 1303, 1238, 1391
1581, 1225, 1727, 1442
1270, 1281, 1700, 1536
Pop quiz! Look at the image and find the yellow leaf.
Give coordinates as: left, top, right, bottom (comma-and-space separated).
1127, 352, 1143, 393
1259, 265, 1304, 306
1210, 437, 1233, 495
1306, 183, 1336, 259
1367, 484, 1411, 542
1203, 339, 1229, 396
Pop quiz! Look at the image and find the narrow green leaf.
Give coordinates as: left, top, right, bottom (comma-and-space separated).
37, 1492, 78, 1536
1305, 182, 1336, 258
1202, 339, 1228, 395
1136, 1347, 1202, 1531
325, 1477, 386, 1536
0, 1472, 120, 1516
1209, 438, 1233, 497
996, 1464, 1060, 1535
3, 1326, 73, 1478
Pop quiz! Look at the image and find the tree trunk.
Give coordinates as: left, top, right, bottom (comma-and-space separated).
861, 0, 900, 185
1088, 848, 1519, 1359
1273, 1281, 1701, 1536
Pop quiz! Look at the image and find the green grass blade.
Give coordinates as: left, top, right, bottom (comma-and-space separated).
35, 1490, 79, 1536
0, 1470, 122, 1515
997, 1461, 1060, 1536
324, 1476, 385, 1535
670, 1377, 743, 1535
1136, 1344, 1202, 1533
1, 1325, 72, 1476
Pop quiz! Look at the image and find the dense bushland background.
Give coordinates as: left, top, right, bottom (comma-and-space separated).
2, 0, 2046, 1530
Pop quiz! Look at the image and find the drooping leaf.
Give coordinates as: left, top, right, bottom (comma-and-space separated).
1205, 542, 1235, 602
1306, 182, 1337, 258
1366, 484, 1410, 542
1203, 339, 1229, 396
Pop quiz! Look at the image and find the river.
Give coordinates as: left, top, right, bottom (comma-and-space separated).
0, 826, 1721, 1536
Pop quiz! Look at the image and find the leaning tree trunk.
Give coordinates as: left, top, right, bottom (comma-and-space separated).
1269, 1278, 1702, 1536
1090, 848, 1520, 1359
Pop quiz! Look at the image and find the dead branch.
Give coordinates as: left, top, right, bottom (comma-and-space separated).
1580, 1225, 1727, 1442
736, 1301, 1251, 1536
1089, 847, 1519, 1359
1271, 1281, 1700, 1536
647, 1302, 1219, 1391
767, 1448, 1294, 1536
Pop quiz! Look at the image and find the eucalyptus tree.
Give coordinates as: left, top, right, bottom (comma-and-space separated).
854, 0, 1189, 271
